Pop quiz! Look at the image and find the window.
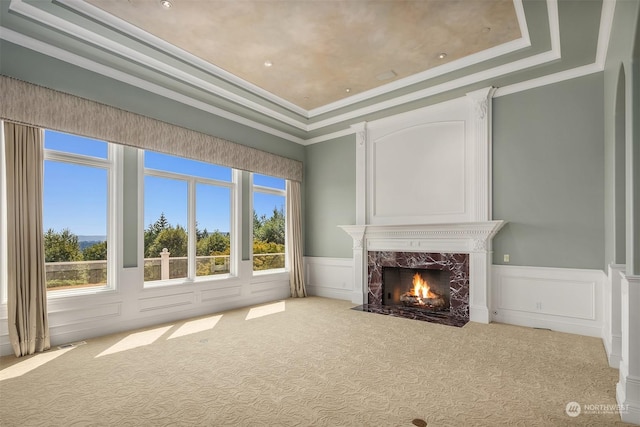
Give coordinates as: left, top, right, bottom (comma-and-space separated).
43, 130, 115, 293
143, 151, 234, 284
252, 173, 286, 272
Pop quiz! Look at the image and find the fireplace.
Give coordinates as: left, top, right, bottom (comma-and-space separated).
339, 221, 505, 325
358, 250, 470, 327
382, 267, 450, 311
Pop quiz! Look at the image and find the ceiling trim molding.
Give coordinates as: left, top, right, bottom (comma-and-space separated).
1, 0, 615, 147
6, 0, 559, 134
493, 63, 602, 98
58, 0, 532, 120
304, 0, 614, 146
302, 128, 356, 146
307, 0, 532, 117
494, 0, 614, 97
0, 27, 306, 145
55, 0, 310, 119
8, 0, 308, 131
11, 0, 538, 123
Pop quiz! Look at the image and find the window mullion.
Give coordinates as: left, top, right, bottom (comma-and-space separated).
188, 178, 196, 280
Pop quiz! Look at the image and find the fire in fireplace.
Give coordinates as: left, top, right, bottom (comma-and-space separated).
382, 267, 450, 312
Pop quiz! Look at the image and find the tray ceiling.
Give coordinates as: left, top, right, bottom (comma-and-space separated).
0, 0, 612, 143
85, 0, 521, 111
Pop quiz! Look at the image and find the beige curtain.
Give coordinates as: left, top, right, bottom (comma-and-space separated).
286, 180, 306, 297
5, 122, 50, 357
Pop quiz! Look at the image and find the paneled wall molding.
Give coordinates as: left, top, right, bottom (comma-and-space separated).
363, 90, 493, 226
0, 76, 303, 182
0, 264, 290, 356
492, 265, 606, 337
304, 257, 354, 301
617, 273, 640, 424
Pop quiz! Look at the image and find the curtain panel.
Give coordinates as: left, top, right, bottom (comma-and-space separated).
286, 180, 306, 298
0, 76, 302, 182
4, 122, 50, 357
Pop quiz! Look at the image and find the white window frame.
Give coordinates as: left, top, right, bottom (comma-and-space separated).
250, 173, 288, 275
142, 153, 236, 287
43, 132, 119, 298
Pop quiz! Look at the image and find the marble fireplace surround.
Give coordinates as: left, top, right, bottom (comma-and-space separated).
340, 221, 504, 324
368, 250, 470, 326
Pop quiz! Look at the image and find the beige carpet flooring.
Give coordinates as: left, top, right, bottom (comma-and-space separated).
0, 297, 629, 426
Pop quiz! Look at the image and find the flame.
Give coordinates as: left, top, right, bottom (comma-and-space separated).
412, 272, 437, 299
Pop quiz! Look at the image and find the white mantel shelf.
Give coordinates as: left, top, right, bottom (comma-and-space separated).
339, 220, 505, 252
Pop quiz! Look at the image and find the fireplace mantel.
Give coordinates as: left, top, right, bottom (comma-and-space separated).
340, 221, 504, 247
341, 88, 502, 324
339, 220, 505, 324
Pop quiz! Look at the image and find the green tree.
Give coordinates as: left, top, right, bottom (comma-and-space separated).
195, 221, 209, 241
44, 228, 83, 263
147, 226, 188, 258
83, 241, 107, 260
261, 207, 285, 245
253, 210, 265, 236
196, 230, 230, 256
253, 207, 284, 244
144, 212, 171, 257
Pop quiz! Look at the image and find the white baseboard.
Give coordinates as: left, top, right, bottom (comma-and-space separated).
304, 257, 354, 302
492, 265, 606, 337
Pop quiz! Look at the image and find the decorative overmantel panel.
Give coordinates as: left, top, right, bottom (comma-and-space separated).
343, 88, 503, 323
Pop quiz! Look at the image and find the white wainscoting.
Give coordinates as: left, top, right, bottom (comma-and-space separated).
0, 261, 289, 356
304, 257, 354, 301
492, 265, 606, 337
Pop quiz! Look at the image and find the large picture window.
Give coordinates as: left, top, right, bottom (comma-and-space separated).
143, 151, 234, 284
43, 130, 114, 293
252, 173, 286, 272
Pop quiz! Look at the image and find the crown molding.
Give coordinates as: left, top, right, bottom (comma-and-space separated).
1, 0, 616, 146
56, 0, 310, 119
307, 0, 531, 117
0, 27, 306, 145
8, 0, 308, 131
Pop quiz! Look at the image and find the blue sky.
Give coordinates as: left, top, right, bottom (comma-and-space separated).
43, 130, 285, 237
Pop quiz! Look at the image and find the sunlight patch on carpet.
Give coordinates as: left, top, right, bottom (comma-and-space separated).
96, 325, 172, 358
0, 347, 75, 381
168, 315, 222, 339
245, 301, 285, 320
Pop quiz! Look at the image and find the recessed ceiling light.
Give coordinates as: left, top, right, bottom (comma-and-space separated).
345, 88, 351, 93
264, 60, 273, 67
160, 0, 172, 9
438, 52, 447, 59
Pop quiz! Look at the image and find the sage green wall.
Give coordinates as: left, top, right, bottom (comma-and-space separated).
304, 135, 355, 258
122, 147, 138, 268
492, 73, 605, 270
603, 0, 640, 275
